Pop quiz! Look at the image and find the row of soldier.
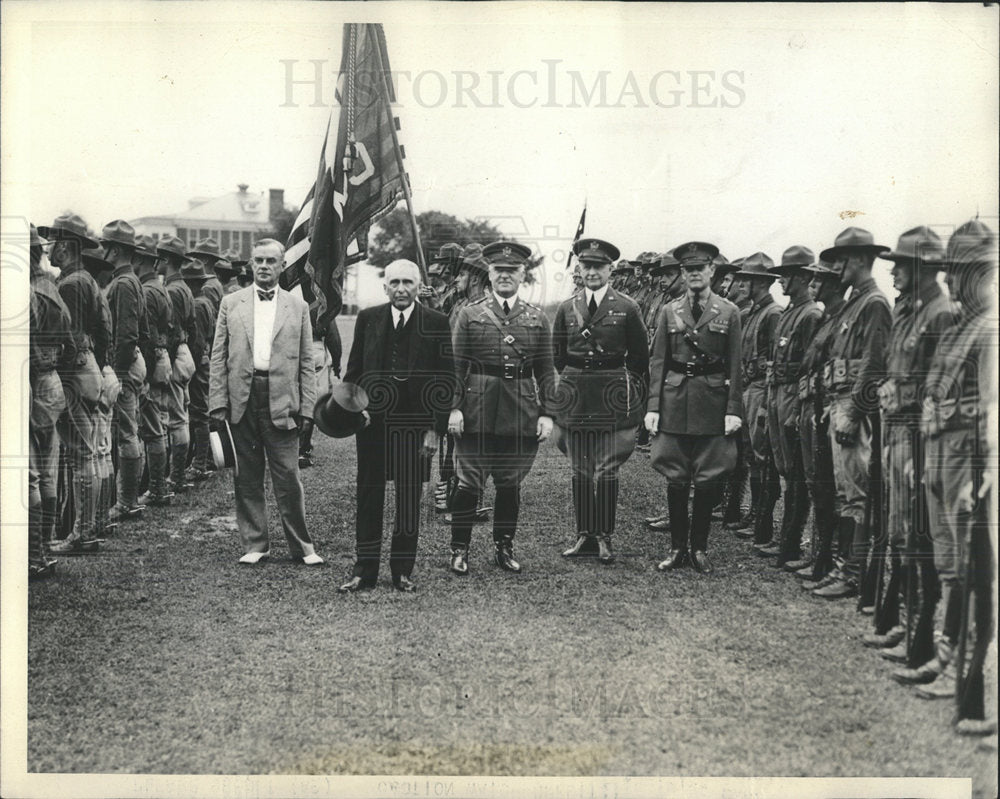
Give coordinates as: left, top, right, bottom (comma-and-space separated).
28, 214, 262, 572
414, 223, 996, 737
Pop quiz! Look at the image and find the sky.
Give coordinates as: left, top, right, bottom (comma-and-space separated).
2, 1, 998, 306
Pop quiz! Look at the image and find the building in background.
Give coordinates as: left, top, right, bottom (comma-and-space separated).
130, 184, 285, 258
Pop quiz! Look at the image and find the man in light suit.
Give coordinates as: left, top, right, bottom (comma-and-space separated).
339, 259, 454, 593
209, 238, 322, 565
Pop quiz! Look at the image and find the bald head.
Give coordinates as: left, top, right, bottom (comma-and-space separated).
384, 259, 421, 309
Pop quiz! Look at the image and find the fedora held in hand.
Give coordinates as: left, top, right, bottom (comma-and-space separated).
313, 382, 370, 439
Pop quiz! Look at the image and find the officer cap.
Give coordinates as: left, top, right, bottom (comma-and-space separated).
573, 238, 620, 265
770, 245, 816, 276
483, 241, 532, 268
733, 252, 777, 280
946, 219, 997, 269
675, 241, 721, 267
819, 227, 889, 263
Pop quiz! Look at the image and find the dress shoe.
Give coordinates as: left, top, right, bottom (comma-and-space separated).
495, 543, 522, 573
138, 490, 174, 507
298, 453, 313, 469
648, 518, 671, 532
784, 557, 813, 572
656, 549, 688, 571
955, 718, 998, 736
862, 626, 905, 649
393, 575, 416, 592
450, 548, 469, 576
878, 640, 909, 663
562, 535, 593, 557
338, 576, 376, 593
49, 537, 100, 555
475, 506, 492, 522
238, 550, 270, 565
690, 550, 713, 574
812, 576, 859, 599
915, 664, 956, 699
108, 502, 144, 522
301, 552, 325, 566
645, 513, 668, 527
596, 536, 615, 565
28, 561, 58, 581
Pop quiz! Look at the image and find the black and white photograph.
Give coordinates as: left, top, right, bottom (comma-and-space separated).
1, 2, 997, 798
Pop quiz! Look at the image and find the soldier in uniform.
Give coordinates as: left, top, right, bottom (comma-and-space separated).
81, 246, 120, 541
433, 243, 463, 318
730, 254, 782, 550
431, 243, 465, 505
893, 221, 996, 725
554, 238, 649, 563
864, 228, 955, 657
39, 214, 109, 554
811, 228, 892, 600
761, 247, 823, 568
797, 258, 849, 586
188, 238, 227, 302
102, 221, 150, 523
29, 224, 73, 575
447, 241, 556, 575
158, 235, 198, 494
222, 250, 248, 295
134, 234, 175, 506
647, 241, 743, 574
181, 259, 216, 482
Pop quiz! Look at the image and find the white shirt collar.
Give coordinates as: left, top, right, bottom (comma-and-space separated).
493, 292, 518, 310
586, 284, 609, 307
392, 302, 415, 326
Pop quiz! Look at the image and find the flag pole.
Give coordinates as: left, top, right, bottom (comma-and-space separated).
370, 27, 427, 283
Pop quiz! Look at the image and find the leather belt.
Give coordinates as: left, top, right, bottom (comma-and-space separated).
666, 359, 725, 378
253, 369, 269, 377
469, 362, 532, 380
565, 355, 625, 370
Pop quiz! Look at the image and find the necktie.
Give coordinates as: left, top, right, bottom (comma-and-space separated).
588, 294, 598, 316
257, 288, 275, 301
692, 297, 703, 322
502, 300, 510, 315
395, 312, 405, 334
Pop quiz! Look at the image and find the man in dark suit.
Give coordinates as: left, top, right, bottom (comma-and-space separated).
209, 238, 322, 566
553, 237, 649, 564
339, 259, 454, 593
646, 241, 744, 574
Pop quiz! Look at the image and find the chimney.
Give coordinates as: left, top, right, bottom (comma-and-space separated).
237, 183, 249, 194
269, 188, 285, 222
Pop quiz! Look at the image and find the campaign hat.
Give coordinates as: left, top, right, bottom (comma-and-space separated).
133, 234, 161, 259
819, 227, 889, 262
483, 241, 532, 268
460, 243, 488, 274
945, 219, 997, 270
314, 382, 370, 439
38, 213, 98, 249
99, 220, 138, 251
733, 252, 777, 280
879, 226, 947, 268
180, 259, 213, 282
574, 238, 620, 265
81, 245, 114, 272
650, 249, 681, 277
770, 245, 817, 276
156, 234, 191, 263
30, 224, 47, 247
186, 237, 224, 263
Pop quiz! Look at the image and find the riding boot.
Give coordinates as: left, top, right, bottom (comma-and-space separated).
666, 484, 690, 552
753, 463, 780, 546
449, 487, 478, 550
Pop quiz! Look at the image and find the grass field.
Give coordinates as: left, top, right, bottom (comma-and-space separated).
25, 317, 996, 795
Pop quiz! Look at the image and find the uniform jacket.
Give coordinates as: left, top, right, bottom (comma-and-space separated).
883, 281, 956, 426
800, 296, 846, 406
452, 295, 556, 437
190, 294, 216, 367
344, 301, 455, 436
648, 290, 744, 435
57, 265, 111, 369
209, 286, 317, 428
769, 297, 822, 421
740, 294, 781, 385
106, 266, 148, 376
552, 288, 648, 428
30, 271, 74, 380
165, 274, 197, 356
827, 277, 891, 421
202, 278, 224, 315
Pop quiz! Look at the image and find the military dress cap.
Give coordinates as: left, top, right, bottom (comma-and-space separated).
880, 226, 946, 267
99, 219, 138, 250
770, 245, 816, 275
30, 224, 47, 247
180, 259, 213, 282
946, 219, 997, 268
186, 237, 224, 262
733, 251, 777, 279
156, 233, 191, 262
483, 240, 532, 267
819, 227, 889, 262
314, 382, 370, 438
38, 213, 98, 249
675, 241, 721, 266
133, 234, 161, 258
81, 245, 114, 272
574, 238, 620, 265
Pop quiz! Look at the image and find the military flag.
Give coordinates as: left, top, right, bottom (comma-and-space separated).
565, 203, 587, 272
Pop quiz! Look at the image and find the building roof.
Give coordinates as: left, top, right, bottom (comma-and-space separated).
131, 185, 271, 229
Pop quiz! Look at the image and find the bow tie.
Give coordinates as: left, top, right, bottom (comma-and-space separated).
257, 289, 275, 302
